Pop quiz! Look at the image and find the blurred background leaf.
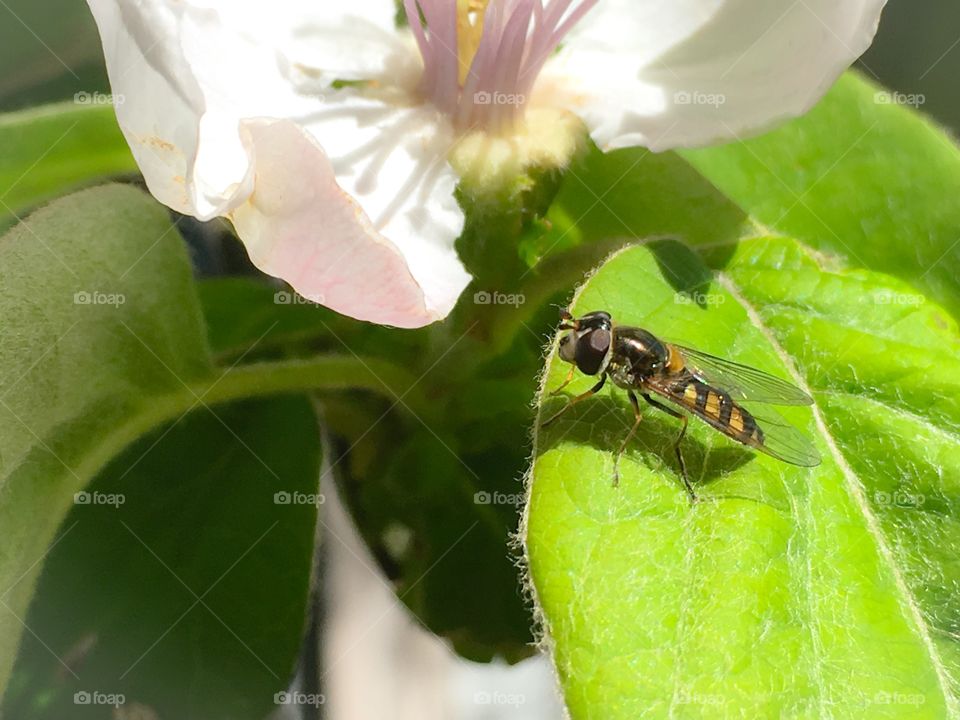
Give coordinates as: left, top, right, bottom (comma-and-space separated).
0, 184, 215, 694
0, 104, 135, 229
3, 396, 321, 720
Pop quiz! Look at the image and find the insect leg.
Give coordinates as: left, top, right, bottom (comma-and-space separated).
612, 390, 643, 487
549, 365, 577, 397
541, 374, 606, 428
641, 393, 697, 503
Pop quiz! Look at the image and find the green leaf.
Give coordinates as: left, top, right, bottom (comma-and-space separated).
0, 185, 421, 700
0, 103, 135, 227
336, 430, 535, 663
199, 278, 334, 358
0, 184, 216, 692
197, 277, 430, 364
0, 0, 106, 109
683, 72, 960, 320
323, 362, 537, 663
535, 142, 749, 265
525, 238, 960, 718
197, 276, 540, 662
3, 396, 321, 720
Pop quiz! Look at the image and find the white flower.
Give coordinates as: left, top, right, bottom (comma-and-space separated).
86, 0, 885, 327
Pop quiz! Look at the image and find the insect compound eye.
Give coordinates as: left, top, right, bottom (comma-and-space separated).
575, 328, 611, 375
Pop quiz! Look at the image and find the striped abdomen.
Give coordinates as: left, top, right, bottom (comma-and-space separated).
676, 377, 765, 446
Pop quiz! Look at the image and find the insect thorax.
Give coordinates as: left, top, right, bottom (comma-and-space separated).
608, 327, 671, 388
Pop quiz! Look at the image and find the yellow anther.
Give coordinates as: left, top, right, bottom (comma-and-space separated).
457, 0, 489, 86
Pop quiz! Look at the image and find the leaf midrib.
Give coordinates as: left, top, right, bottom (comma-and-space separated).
718, 271, 960, 716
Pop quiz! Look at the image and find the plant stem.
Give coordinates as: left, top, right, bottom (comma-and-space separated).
197, 356, 431, 418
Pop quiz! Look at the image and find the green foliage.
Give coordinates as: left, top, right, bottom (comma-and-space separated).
527, 240, 960, 718
0, 184, 213, 692
4, 396, 321, 720
684, 73, 960, 321
2, 67, 960, 720
197, 276, 541, 661
0, 104, 135, 227
0, 186, 327, 717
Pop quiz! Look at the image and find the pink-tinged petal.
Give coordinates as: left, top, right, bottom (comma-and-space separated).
545, 0, 886, 151
229, 119, 470, 329
86, 0, 409, 217
88, 0, 470, 326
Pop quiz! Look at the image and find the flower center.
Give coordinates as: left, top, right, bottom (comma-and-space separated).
404, 0, 597, 133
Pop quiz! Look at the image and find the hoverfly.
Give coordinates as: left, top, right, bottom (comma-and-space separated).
542, 310, 821, 501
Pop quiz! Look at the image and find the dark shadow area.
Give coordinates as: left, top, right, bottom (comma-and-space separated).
647, 237, 719, 307
538, 392, 755, 495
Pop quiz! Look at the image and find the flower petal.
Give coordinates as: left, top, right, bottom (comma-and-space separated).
88, 0, 470, 326
230, 118, 470, 328
87, 0, 401, 216
545, 0, 886, 150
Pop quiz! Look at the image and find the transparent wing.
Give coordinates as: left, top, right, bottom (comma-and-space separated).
671, 345, 813, 406
745, 406, 822, 467
642, 378, 821, 468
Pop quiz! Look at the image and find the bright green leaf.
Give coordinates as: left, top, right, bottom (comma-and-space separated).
534, 142, 749, 266
526, 238, 960, 718
683, 72, 960, 320
0, 103, 135, 227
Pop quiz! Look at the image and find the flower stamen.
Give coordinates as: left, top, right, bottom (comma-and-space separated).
406, 0, 598, 133
456, 0, 489, 85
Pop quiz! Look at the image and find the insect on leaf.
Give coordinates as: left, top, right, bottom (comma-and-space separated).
525, 239, 960, 719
